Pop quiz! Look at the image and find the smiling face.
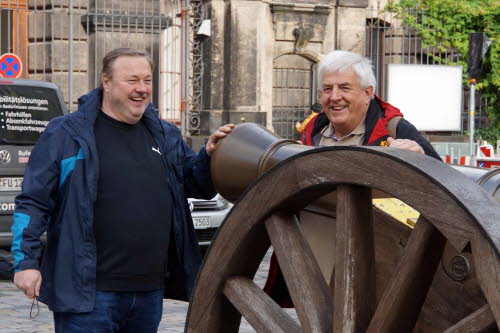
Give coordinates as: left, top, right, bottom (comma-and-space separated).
320, 70, 373, 138
101, 55, 153, 124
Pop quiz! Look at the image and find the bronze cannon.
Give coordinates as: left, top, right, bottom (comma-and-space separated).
187, 123, 500, 332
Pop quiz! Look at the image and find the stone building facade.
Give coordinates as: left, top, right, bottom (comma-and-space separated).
6, 0, 481, 149
2, 0, 384, 145
192, 0, 372, 147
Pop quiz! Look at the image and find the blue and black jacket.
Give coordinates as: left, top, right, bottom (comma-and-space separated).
11, 88, 215, 312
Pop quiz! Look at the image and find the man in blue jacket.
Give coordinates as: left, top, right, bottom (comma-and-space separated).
11, 48, 233, 332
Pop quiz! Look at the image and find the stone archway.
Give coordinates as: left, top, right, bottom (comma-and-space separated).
272, 54, 318, 140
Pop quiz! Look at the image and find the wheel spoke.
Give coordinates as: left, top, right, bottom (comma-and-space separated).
367, 216, 446, 332
223, 276, 301, 333
265, 213, 333, 333
329, 265, 336, 291
472, 233, 500, 326
334, 185, 376, 333
443, 304, 497, 333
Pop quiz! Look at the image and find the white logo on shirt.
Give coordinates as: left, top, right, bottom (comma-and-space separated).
152, 147, 161, 155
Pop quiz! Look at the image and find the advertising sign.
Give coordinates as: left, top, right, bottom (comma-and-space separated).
0, 83, 65, 144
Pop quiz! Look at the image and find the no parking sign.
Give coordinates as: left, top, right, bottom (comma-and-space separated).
0, 53, 22, 78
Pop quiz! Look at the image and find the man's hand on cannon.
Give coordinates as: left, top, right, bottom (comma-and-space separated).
206, 124, 235, 156
387, 137, 425, 155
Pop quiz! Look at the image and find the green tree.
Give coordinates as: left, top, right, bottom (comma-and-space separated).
387, 0, 500, 143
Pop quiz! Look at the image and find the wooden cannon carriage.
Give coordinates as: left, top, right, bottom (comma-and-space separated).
186, 123, 500, 332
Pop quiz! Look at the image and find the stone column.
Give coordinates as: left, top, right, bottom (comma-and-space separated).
198, 0, 273, 139
200, 0, 226, 136
226, 1, 273, 124
28, 0, 88, 109
336, 0, 369, 54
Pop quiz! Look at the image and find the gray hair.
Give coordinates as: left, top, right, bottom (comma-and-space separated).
100, 48, 154, 87
317, 50, 376, 98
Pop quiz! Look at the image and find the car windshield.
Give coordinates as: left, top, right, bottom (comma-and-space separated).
0, 83, 65, 145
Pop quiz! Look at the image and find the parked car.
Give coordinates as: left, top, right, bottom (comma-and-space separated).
189, 193, 232, 252
0, 79, 67, 248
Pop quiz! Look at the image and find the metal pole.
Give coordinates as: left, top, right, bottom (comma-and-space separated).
180, 0, 189, 138
68, 0, 74, 112
469, 79, 476, 156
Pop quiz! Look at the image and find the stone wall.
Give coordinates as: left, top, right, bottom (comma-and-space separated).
25, 0, 167, 110
27, 3, 89, 109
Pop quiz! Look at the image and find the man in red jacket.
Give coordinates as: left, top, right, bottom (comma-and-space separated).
264, 50, 440, 306
301, 50, 440, 158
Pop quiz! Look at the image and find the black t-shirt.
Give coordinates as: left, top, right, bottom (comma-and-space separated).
93, 111, 173, 291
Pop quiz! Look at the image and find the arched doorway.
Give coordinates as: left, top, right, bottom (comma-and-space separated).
272, 54, 317, 140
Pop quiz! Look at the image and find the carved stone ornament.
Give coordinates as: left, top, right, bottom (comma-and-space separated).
293, 26, 314, 54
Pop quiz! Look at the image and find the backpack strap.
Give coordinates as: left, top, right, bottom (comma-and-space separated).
386, 116, 402, 138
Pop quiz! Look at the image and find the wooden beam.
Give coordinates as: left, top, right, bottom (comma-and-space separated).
367, 216, 446, 332
223, 276, 301, 333
265, 213, 333, 333
334, 185, 376, 333
444, 304, 497, 333
472, 234, 500, 327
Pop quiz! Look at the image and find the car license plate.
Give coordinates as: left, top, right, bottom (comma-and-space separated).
0, 177, 23, 191
193, 217, 211, 229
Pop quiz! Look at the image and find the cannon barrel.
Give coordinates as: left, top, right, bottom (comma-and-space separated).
211, 123, 500, 203
210, 123, 312, 202
450, 165, 500, 200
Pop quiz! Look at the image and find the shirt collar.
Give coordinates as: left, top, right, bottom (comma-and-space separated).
321, 117, 366, 140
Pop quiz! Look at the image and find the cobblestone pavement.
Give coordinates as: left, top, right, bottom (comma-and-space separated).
0, 250, 298, 332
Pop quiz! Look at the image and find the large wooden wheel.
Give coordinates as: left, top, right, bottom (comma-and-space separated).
186, 146, 500, 332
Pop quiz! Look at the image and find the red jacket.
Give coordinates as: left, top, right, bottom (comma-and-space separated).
301, 95, 403, 146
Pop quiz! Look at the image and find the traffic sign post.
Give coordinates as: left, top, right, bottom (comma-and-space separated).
0, 53, 23, 78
